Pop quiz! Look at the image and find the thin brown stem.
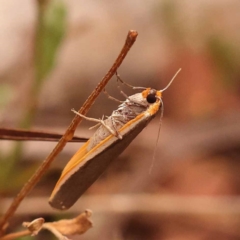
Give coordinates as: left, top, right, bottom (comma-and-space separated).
0, 230, 31, 240
0, 30, 138, 234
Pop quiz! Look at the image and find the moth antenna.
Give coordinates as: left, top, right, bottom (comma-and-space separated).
149, 98, 164, 174
149, 68, 181, 173
160, 68, 181, 92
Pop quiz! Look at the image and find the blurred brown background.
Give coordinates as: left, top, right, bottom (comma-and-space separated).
0, 0, 240, 239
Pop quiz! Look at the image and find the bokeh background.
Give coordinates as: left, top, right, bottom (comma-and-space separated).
0, 0, 240, 239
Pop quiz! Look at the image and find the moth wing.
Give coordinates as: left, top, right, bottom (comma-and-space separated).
49, 112, 154, 210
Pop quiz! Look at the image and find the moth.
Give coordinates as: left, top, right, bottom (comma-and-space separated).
49, 70, 180, 210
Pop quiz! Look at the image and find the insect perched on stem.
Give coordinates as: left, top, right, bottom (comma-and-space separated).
49, 69, 181, 210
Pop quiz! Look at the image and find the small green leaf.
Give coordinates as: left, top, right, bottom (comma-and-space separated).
0, 85, 13, 109
35, 0, 67, 84
207, 36, 240, 88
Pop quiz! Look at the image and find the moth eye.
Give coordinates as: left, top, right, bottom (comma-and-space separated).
146, 93, 157, 103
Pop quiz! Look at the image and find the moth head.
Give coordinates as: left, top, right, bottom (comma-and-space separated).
142, 88, 161, 104
142, 68, 182, 105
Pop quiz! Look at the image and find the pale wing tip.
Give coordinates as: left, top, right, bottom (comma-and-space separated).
49, 196, 69, 210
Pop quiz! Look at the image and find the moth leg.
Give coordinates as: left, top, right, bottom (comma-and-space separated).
114, 72, 148, 109
116, 71, 146, 90
103, 88, 124, 104
71, 109, 122, 139
88, 122, 101, 130
118, 87, 146, 109
89, 115, 122, 139
115, 76, 146, 108
110, 116, 122, 138
89, 115, 105, 130
100, 115, 122, 139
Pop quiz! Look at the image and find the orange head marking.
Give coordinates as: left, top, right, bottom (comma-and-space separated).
156, 91, 162, 98
141, 88, 151, 99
